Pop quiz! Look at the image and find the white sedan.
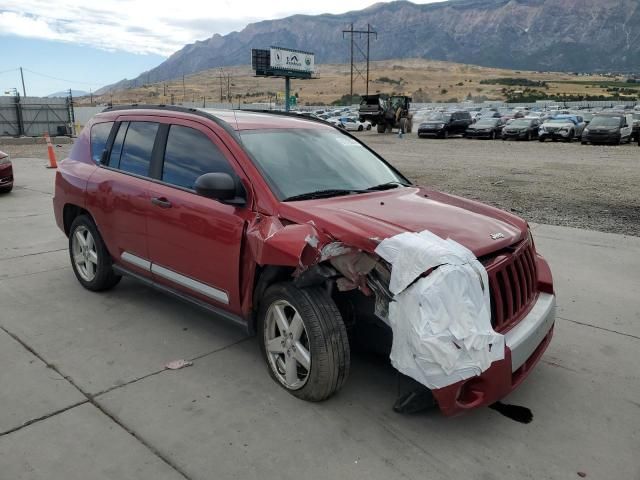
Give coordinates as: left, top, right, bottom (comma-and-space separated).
340, 117, 368, 131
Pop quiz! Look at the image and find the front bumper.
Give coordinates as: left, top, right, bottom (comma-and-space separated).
465, 130, 494, 138
502, 130, 529, 139
582, 132, 621, 144
432, 292, 556, 416
540, 130, 571, 140
0, 163, 13, 188
418, 127, 445, 137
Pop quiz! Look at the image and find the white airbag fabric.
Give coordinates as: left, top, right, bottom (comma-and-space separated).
375, 231, 504, 389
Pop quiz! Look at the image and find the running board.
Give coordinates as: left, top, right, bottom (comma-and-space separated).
112, 264, 251, 334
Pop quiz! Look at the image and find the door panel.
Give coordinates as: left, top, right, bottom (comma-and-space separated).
145, 120, 248, 314
85, 120, 159, 276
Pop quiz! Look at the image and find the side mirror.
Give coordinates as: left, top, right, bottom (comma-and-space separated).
194, 173, 244, 205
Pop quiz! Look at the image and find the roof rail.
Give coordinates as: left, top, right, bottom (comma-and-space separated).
238, 108, 339, 128
101, 104, 240, 140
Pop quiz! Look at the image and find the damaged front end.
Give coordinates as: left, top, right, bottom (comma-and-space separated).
245, 215, 520, 415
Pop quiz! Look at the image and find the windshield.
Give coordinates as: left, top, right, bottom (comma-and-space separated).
509, 119, 532, 128
588, 116, 622, 127
475, 119, 498, 127
425, 112, 450, 122
240, 129, 407, 200
548, 117, 575, 124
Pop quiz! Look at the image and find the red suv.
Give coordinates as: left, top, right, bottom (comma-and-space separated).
53, 106, 555, 415
0, 150, 13, 193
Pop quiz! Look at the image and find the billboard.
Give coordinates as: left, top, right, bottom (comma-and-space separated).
270, 47, 314, 74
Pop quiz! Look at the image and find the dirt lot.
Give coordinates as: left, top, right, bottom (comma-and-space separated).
359, 132, 640, 237
3, 134, 639, 236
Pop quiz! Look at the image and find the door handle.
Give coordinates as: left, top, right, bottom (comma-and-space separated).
151, 197, 172, 208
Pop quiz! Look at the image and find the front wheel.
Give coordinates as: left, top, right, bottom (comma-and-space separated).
258, 283, 350, 401
68, 215, 121, 291
358, 125, 364, 131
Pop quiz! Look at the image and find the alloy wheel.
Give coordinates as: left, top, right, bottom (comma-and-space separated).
71, 226, 98, 282
264, 300, 311, 390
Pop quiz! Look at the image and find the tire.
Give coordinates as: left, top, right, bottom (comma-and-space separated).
0, 185, 12, 194
443, 130, 449, 139
491, 131, 496, 140
68, 215, 121, 291
258, 282, 350, 401
366, 124, 372, 131
539, 137, 545, 142
358, 125, 363, 131
399, 118, 408, 134
527, 132, 532, 141
376, 123, 386, 133
581, 141, 588, 145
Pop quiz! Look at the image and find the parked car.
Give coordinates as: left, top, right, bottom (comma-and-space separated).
581, 113, 633, 145
52, 106, 555, 416
327, 118, 345, 129
339, 117, 367, 132
631, 112, 640, 141
464, 118, 504, 139
538, 115, 585, 142
0, 150, 13, 193
502, 118, 540, 141
417, 111, 472, 138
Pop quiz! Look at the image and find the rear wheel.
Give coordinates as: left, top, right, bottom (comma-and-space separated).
376, 123, 386, 133
358, 125, 364, 131
258, 282, 350, 401
68, 215, 121, 291
399, 118, 408, 134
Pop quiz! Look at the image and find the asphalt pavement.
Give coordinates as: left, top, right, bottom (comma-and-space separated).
1, 156, 638, 479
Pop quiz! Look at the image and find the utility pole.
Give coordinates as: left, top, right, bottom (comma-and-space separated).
227, 74, 231, 104
342, 24, 377, 103
220, 69, 222, 103
182, 74, 186, 102
19, 67, 27, 97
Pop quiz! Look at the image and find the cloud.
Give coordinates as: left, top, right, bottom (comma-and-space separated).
0, 1, 436, 57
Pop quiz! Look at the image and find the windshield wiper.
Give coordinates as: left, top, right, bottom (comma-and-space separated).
283, 188, 368, 202
365, 181, 410, 191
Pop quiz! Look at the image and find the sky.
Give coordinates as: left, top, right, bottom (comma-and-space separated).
0, 0, 439, 96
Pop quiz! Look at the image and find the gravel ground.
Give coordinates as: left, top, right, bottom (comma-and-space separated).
357, 131, 640, 237
3, 132, 639, 236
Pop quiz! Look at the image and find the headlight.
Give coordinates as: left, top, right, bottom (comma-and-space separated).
583, 128, 590, 134
438, 123, 445, 128
0, 155, 10, 165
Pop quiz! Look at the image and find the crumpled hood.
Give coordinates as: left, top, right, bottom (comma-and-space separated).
279, 187, 527, 258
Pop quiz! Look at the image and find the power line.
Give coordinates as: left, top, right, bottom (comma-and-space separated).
21, 68, 101, 87
0, 68, 19, 75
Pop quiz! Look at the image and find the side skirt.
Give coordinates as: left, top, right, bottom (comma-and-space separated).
113, 264, 251, 335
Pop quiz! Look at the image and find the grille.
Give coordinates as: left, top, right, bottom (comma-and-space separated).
485, 241, 538, 332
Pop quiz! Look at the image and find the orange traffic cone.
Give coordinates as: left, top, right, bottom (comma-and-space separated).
44, 132, 58, 169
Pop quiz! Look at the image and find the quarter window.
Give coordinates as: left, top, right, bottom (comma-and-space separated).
161, 125, 234, 189
90, 122, 113, 164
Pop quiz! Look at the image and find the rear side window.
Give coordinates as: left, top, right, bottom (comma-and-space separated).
161, 125, 234, 189
116, 122, 159, 176
90, 122, 113, 164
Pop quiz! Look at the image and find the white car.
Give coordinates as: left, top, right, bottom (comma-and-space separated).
340, 117, 367, 131
538, 115, 586, 142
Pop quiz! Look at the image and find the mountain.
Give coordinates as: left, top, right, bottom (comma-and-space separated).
47, 89, 89, 98
98, 0, 640, 93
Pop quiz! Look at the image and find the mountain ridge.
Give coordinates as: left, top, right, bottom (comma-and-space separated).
98, 0, 640, 94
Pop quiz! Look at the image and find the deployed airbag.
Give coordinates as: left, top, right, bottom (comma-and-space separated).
375, 231, 504, 389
